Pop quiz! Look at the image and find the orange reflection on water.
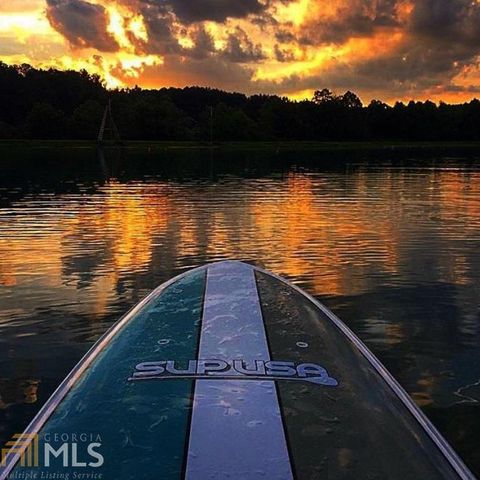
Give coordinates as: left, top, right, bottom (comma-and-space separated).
61, 181, 171, 316
251, 172, 403, 296
0, 225, 65, 287
0, 181, 170, 318
437, 171, 480, 223
0, 166, 479, 319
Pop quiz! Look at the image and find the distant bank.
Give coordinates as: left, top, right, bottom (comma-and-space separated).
2, 65, 480, 144
1, 140, 480, 152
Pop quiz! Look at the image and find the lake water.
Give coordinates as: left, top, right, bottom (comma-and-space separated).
1, 146, 479, 475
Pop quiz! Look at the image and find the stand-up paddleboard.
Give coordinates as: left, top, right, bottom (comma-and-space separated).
0, 261, 475, 479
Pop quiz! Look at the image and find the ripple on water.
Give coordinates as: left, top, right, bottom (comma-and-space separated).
0, 154, 480, 473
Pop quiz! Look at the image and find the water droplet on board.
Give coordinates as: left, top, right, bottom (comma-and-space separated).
296, 341, 309, 348
157, 338, 171, 345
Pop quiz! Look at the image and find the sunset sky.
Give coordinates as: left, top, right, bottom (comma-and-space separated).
1, 0, 480, 103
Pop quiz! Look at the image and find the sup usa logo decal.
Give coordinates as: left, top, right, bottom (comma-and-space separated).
128, 360, 338, 386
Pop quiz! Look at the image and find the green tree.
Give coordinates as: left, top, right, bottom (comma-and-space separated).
71, 100, 104, 139
25, 103, 67, 138
312, 88, 335, 104
199, 103, 258, 141
339, 91, 363, 108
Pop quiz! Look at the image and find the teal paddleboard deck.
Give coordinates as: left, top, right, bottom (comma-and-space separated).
1, 261, 474, 479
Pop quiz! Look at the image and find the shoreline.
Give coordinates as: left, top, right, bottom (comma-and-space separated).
1, 140, 480, 152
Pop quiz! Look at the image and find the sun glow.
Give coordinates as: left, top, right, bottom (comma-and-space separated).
253, 45, 344, 82
0, 11, 59, 43
128, 15, 148, 43
273, 0, 311, 26
119, 54, 163, 78
0, 13, 48, 34
178, 36, 195, 49
106, 5, 131, 50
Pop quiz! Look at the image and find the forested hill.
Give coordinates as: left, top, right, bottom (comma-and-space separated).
1, 62, 480, 142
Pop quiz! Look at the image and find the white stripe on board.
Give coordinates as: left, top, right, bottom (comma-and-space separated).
185, 261, 293, 480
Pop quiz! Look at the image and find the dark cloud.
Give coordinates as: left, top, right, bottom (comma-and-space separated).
300, 0, 399, 45
138, 5, 265, 64
187, 27, 216, 59
275, 29, 296, 44
273, 44, 295, 62
161, 0, 265, 24
259, 0, 480, 98
357, 43, 468, 85
221, 28, 265, 62
443, 83, 480, 94
46, 0, 119, 52
352, 0, 480, 90
410, 0, 480, 46
138, 3, 180, 55
137, 1, 267, 56
252, 47, 458, 99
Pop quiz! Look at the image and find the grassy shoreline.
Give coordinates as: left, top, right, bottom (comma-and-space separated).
1, 139, 480, 152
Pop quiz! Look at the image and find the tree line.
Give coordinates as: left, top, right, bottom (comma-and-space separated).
1, 62, 479, 142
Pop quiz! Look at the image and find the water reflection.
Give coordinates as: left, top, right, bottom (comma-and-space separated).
0, 147, 479, 474
0, 379, 40, 410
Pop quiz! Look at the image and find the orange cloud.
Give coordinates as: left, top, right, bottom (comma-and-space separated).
1, 0, 480, 103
